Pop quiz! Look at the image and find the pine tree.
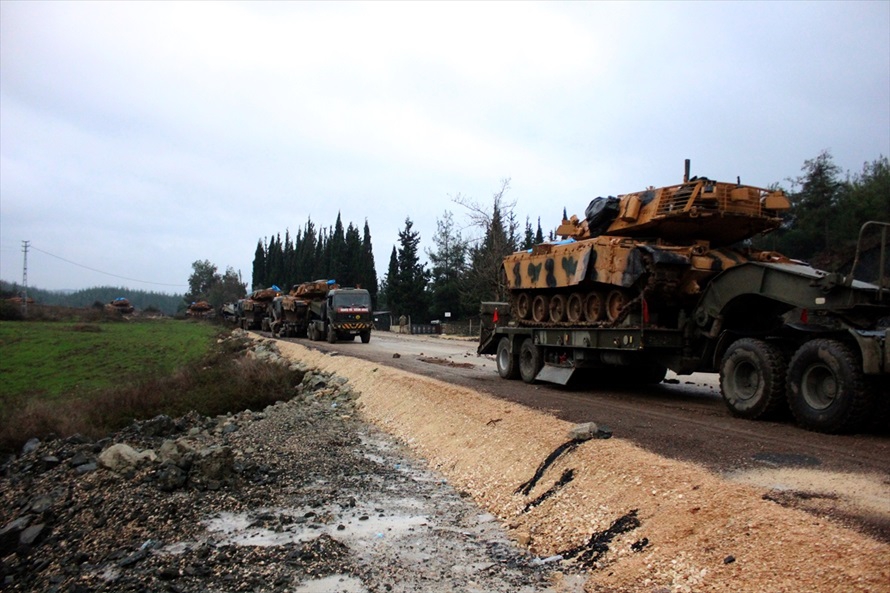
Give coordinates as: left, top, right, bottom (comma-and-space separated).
360, 220, 379, 307
428, 211, 469, 318
251, 240, 266, 290
328, 213, 346, 283
383, 246, 399, 311
342, 222, 362, 287
395, 218, 429, 320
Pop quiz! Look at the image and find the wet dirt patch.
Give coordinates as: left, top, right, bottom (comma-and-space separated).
418, 356, 476, 369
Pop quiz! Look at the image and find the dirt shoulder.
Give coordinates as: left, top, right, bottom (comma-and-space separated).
276, 339, 890, 592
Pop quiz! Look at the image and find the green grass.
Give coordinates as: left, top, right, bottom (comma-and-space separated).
0, 319, 305, 455
0, 319, 218, 404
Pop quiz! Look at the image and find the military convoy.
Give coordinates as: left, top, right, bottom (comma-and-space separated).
237, 280, 373, 344
479, 161, 889, 433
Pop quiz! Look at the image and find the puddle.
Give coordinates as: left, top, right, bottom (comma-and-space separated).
293, 574, 368, 593
202, 499, 430, 548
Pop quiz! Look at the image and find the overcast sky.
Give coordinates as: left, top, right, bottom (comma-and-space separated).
1, 1, 888, 294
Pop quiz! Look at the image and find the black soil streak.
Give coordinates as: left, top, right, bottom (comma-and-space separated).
522, 469, 575, 513
559, 509, 641, 568
515, 441, 579, 496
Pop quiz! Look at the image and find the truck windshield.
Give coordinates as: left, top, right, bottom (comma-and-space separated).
332, 292, 371, 309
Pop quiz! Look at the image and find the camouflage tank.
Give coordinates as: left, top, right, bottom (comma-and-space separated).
504, 161, 792, 327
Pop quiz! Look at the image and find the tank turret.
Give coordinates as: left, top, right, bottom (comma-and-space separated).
555, 159, 790, 246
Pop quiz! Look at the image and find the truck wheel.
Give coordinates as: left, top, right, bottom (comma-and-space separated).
786, 339, 871, 433
327, 326, 337, 344
519, 338, 543, 383
360, 331, 371, 344
496, 337, 520, 380
720, 338, 788, 420
308, 325, 318, 341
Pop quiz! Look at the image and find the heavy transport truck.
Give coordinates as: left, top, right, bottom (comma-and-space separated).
478, 161, 889, 433
267, 279, 373, 344
306, 284, 374, 344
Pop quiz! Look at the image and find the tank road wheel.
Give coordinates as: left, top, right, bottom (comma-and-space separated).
719, 338, 788, 420
605, 289, 627, 322
786, 339, 872, 433
519, 338, 544, 384
327, 325, 337, 344
583, 292, 604, 322
566, 293, 584, 323
549, 294, 567, 323
496, 337, 520, 380
515, 292, 532, 319
531, 295, 550, 324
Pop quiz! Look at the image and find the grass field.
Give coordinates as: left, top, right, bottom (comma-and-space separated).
0, 319, 218, 404
0, 318, 303, 454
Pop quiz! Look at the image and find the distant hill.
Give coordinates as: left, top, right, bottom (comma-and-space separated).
0, 280, 184, 316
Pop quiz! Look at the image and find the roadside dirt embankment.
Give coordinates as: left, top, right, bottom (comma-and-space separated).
276, 340, 890, 593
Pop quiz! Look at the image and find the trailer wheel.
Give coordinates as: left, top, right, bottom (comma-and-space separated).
496, 337, 520, 380
720, 338, 788, 420
519, 338, 543, 383
327, 325, 337, 344
360, 331, 371, 344
787, 339, 871, 433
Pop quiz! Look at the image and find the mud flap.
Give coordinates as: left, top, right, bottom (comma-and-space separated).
535, 365, 576, 385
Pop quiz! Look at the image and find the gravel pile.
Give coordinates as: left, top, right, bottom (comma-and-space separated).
0, 337, 576, 593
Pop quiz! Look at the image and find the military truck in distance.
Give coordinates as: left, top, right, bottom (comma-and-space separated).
479, 161, 889, 434
305, 283, 373, 344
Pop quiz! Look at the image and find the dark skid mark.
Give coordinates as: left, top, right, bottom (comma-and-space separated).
522, 468, 575, 513
559, 509, 641, 568
515, 440, 578, 496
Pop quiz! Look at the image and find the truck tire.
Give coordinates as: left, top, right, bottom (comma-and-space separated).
720, 338, 788, 420
327, 325, 337, 344
519, 338, 543, 384
496, 337, 520, 380
360, 331, 371, 344
786, 339, 871, 433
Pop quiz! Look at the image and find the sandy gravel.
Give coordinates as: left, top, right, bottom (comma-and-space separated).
276, 340, 890, 593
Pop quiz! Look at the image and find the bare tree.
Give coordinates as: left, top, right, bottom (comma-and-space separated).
453, 179, 519, 309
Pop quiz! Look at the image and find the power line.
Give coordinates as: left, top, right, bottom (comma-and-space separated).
29, 245, 187, 288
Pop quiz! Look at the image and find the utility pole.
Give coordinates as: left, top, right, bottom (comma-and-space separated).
21, 240, 30, 316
